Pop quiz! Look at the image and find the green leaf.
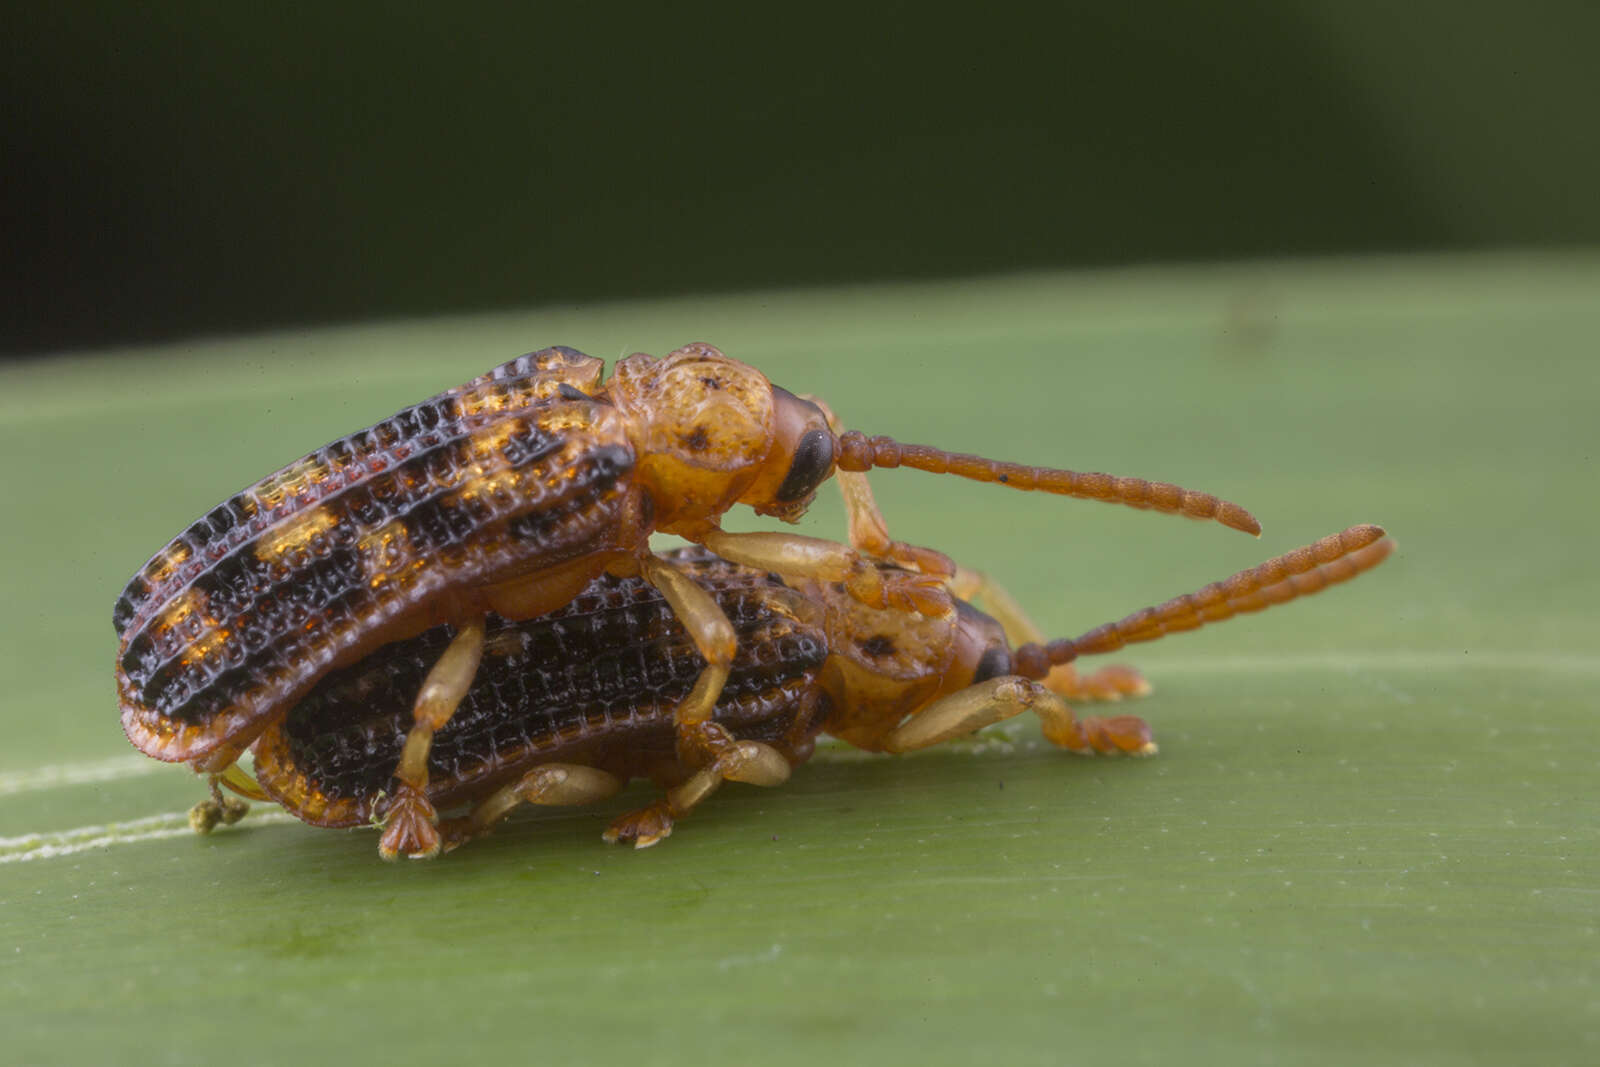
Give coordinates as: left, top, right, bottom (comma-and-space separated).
2, 255, 1595, 1065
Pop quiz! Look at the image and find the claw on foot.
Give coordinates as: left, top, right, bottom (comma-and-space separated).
1044, 713, 1157, 756
436, 817, 474, 854
844, 564, 952, 618
602, 801, 676, 850
1055, 663, 1153, 702
884, 571, 954, 617
1101, 665, 1154, 699
1087, 714, 1158, 756
379, 787, 442, 860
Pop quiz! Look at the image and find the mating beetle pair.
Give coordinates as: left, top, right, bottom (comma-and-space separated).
113, 343, 1391, 858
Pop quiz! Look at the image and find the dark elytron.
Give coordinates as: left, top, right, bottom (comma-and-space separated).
115, 348, 635, 764
252, 549, 832, 828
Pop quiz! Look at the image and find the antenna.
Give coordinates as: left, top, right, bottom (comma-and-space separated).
1013, 524, 1395, 678
834, 431, 1260, 535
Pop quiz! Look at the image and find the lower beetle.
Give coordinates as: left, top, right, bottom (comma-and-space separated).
229, 526, 1393, 857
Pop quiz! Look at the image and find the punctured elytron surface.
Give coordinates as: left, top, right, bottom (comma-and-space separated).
253, 550, 829, 827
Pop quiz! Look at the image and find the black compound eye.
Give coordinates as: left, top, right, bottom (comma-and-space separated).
775, 428, 835, 503
971, 645, 1014, 684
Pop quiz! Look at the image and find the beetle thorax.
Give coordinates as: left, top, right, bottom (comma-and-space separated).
604, 345, 778, 531
815, 588, 958, 751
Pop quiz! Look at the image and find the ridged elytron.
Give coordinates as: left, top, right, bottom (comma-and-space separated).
113, 343, 1264, 858
244, 528, 1393, 856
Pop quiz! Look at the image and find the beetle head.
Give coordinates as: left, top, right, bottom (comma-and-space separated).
608, 344, 835, 528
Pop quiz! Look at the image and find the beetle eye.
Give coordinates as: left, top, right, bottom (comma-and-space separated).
971, 646, 1013, 684
775, 428, 835, 503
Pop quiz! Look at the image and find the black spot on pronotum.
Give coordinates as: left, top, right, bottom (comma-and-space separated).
775, 428, 835, 503
859, 634, 896, 659
682, 426, 711, 452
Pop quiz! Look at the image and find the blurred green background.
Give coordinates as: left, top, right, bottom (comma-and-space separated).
6, 2, 1600, 352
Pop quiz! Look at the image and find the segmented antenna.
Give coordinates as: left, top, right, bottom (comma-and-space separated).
1013, 524, 1395, 678
834, 431, 1260, 536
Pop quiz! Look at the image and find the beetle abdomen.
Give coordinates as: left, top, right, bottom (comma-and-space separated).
115, 347, 635, 764
252, 555, 830, 827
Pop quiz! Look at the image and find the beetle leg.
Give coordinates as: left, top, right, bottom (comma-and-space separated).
698, 528, 951, 617
950, 566, 1152, 702
603, 726, 793, 849
1055, 664, 1153, 702
379, 617, 486, 860
884, 676, 1156, 756
438, 763, 626, 851
639, 553, 737, 729
618, 553, 800, 844
835, 468, 957, 578
775, 687, 828, 768
218, 761, 269, 800
811, 398, 956, 579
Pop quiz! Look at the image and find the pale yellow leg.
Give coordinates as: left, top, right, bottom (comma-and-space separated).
950, 566, 1153, 702
639, 552, 738, 727
635, 549, 800, 849
884, 676, 1156, 757
811, 398, 957, 579
379, 617, 487, 860
435, 763, 625, 851
603, 725, 793, 849
835, 469, 958, 578
217, 762, 268, 801
698, 527, 950, 617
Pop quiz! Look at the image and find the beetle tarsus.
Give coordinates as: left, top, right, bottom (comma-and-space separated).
603, 800, 677, 849
1045, 663, 1153, 703
604, 729, 792, 849
378, 785, 442, 860
1044, 712, 1158, 756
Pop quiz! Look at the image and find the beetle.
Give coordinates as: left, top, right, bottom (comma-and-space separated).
232, 525, 1393, 857
114, 343, 1263, 858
